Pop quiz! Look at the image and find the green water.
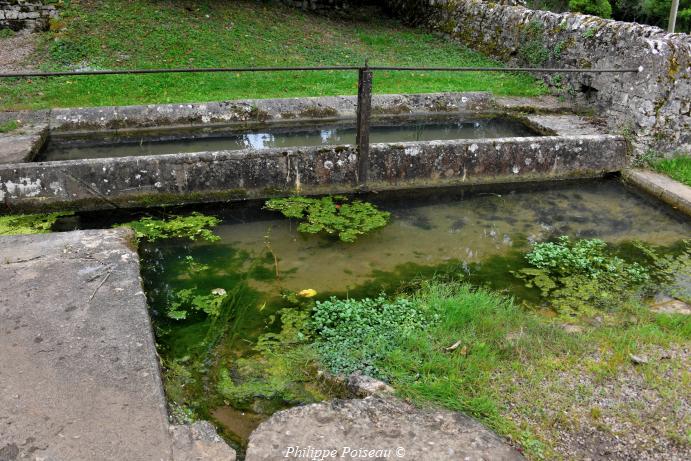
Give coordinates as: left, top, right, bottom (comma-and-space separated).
132, 179, 689, 446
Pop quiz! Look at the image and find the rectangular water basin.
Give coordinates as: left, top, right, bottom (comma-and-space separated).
38, 115, 541, 161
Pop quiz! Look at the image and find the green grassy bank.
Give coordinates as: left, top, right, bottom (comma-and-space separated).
653, 156, 691, 187
0, 0, 546, 110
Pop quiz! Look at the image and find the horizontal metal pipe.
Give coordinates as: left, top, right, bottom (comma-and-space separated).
369, 66, 641, 73
0, 65, 642, 79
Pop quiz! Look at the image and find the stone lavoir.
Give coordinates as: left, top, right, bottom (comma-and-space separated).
384, 0, 691, 156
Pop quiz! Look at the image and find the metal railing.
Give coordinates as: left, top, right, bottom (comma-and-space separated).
0, 63, 642, 185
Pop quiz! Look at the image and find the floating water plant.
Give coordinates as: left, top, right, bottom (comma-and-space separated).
0, 212, 72, 235
117, 212, 221, 242
513, 236, 662, 316
264, 195, 390, 242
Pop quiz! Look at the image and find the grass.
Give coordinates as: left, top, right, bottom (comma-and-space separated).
652, 156, 691, 187
0, 119, 20, 133
372, 281, 690, 459
0, 0, 546, 110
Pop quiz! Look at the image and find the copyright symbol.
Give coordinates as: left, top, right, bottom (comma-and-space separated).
395, 447, 405, 458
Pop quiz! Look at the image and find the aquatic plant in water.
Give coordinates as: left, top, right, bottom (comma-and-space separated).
264, 195, 390, 242
512, 236, 689, 316
167, 288, 228, 320
0, 212, 72, 235
117, 212, 221, 242
311, 295, 434, 378
217, 308, 328, 411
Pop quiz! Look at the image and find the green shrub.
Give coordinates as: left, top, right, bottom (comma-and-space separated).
264, 196, 390, 242
569, 0, 613, 18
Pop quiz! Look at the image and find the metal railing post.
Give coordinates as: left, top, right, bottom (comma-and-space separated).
355, 64, 373, 187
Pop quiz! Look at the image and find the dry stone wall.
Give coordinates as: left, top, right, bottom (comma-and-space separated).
278, 0, 354, 14
0, 0, 57, 32
382, 0, 690, 155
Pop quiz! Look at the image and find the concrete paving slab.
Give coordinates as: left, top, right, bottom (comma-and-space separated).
0, 228, 173, 460
624, 169, 691, 217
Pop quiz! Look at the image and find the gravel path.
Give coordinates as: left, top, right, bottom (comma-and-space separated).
501, 344, 691, 460
0, 32, 38, 73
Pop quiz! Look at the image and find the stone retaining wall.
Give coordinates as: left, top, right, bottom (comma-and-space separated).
381, 0, 690, 156
278, 0, 358, 14
0, 0, 58, 32
0, 135, 626, 211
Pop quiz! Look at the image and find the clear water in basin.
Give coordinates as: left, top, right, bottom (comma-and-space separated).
40, 116, 540, 161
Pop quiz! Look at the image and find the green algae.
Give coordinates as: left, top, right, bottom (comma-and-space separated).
0, 212, 73, 236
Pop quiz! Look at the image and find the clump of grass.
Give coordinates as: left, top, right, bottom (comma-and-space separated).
652, 155, 691, 187
0, 120, 20, 133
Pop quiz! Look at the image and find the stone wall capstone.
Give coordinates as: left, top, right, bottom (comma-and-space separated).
0, 0, 58, 32
381, 0, 690, 155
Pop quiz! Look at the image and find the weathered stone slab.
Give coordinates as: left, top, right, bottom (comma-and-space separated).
245, 396, 525, 460
0, 134, 627, 212
0, 125, 47, 164
0, 229, 171, 460
48, 92, 493, 135
0, 228, 236, 460
525, 115, 604, 136
624, 169, 691, 217
494, 95, 576, 114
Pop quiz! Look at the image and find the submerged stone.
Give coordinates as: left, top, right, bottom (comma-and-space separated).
171, 421, 237, 461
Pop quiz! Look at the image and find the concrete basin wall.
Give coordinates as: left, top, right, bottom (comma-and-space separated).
0, 134, 626, 212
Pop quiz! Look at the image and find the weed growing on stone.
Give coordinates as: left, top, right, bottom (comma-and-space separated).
0, 119, 20, 133
264, 196, 390, 242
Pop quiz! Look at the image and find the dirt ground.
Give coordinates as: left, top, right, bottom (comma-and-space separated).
0, 32, 37, 73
